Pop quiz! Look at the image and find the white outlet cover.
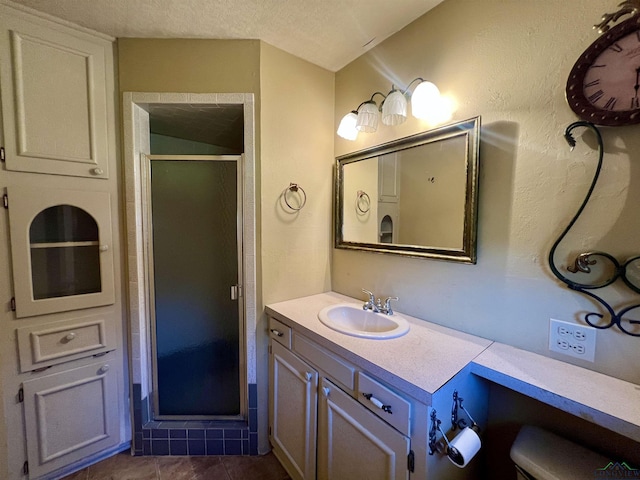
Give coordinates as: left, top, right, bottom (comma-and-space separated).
549, 318, 596, 362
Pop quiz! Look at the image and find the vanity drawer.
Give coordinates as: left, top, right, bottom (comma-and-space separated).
356, 371, 411, 436
17, 314, 116, 372
293, 333, 355, 390
268, 317, 292, 349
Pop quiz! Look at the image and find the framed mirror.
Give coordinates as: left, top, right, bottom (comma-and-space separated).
335, 116, 480, 263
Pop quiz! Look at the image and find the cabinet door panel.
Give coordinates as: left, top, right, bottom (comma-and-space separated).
7, 186, 115, 317
22, 361, 119, 478
318, 378, 409, 480
270, 341, 317, 480
0, 10, 111, 178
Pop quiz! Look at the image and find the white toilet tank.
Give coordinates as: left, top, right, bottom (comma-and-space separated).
510, 425, 609, 480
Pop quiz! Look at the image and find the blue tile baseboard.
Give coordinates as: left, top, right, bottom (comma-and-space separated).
132, 383, 258, 456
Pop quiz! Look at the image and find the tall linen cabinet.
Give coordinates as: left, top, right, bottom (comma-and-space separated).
0, 3, 127, 479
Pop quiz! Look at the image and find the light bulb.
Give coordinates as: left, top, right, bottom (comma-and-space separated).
381, 90, 407, 126
411, 81, 440, 119
356, 101, 379, 133
337, 111, 359, 140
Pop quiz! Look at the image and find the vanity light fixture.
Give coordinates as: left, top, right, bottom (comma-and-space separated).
337, 78, 442, 140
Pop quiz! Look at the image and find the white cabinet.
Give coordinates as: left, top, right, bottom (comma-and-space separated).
22, 361, 120, 479
6, 186, 116, 318
268, 318, 413, 480
318, 378, 410, 480
0, 8, 114, 179
0, 6, 124, 480
269, 341, 317, 480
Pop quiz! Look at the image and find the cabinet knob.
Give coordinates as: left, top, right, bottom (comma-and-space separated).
322, 387, 330, 397
91, 167, 104, 175
64, 332, 76, 342
305, 372, 313, 382
99, 364, 110, 373
99, 245, 109, 252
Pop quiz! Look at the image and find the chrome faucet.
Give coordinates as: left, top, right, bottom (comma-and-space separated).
362, 289, 398, 315
362, 289, 377, 312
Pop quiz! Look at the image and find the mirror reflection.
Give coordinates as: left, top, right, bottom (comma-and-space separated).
335, 116, 480, 263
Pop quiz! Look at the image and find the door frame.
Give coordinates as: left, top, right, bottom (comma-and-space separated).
121, 92, 257, 439
142, 154, 245, 420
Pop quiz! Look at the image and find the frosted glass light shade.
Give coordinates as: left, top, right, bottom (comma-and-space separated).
381, 90, 407, 126
356, 101, 379, 132
411, 81, 440, 119
337, 111, 359, 140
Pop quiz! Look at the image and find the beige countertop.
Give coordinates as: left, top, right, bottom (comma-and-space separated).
265, 291, 493, 404
266, 291, 640, 442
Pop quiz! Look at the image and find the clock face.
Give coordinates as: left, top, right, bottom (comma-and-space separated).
582, 30, 640, 112
566, 16, 640, 126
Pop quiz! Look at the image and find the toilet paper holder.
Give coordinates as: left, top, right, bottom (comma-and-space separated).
451, 390, 477, 431
429, 390, 480, 457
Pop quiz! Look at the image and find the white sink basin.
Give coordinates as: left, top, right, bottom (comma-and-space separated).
318, 303, 410, 339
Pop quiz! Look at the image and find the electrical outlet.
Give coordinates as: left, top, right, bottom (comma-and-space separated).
549, 318, 596, 362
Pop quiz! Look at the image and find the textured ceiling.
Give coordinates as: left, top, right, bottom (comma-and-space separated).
8, 0, 443, 148
9, 0, 444, 72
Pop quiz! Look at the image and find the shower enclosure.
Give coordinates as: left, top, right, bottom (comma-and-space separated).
143, 155, 244, 419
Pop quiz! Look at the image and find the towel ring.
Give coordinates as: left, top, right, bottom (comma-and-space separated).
283, 183, 307, 211
356, 190, 371, 214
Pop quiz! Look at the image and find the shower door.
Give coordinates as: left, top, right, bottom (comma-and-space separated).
144, 155, 244, 419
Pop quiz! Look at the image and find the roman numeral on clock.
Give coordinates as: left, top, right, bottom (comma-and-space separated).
603, 97, 617, 110
588, 89, 604, 103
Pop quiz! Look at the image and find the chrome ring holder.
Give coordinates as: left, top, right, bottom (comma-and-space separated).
549, 122, 640, 337
356, 190, 371, 214
282, 183, 307, 211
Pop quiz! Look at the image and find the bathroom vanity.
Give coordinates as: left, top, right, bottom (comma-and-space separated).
266, 292, 493, 480
266, 292, 640, 479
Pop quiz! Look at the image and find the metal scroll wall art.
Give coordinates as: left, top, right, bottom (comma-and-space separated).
548, 121, 640, 337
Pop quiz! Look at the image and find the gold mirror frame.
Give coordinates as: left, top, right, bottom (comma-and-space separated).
334, 116, 481, 263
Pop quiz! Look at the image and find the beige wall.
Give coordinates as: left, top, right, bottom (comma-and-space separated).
259, 41, 334, 451
118, 38, 261, 93
259, 42, 334, 305
333, 0, 640, 385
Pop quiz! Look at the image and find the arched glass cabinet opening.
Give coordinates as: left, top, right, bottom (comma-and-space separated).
29, 205, 102, 300
7, 187, 115, 317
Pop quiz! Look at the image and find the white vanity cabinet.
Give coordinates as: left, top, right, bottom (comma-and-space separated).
269, 338, 318, 480
318, 377, 410, 480
266, 294, 495, 480
268, 317, 415, 480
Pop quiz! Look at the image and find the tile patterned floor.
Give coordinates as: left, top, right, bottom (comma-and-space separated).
60, 451, 291, 480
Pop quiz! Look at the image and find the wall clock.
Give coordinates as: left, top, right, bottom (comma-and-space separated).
566, 1, 640, 126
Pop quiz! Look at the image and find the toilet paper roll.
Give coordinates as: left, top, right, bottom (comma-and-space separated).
447, 427, 481, 468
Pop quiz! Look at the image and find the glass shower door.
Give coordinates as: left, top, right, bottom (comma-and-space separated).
147, 155, 243, 418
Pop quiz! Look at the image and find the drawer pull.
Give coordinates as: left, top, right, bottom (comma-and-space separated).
91, 167, 104, 175
99, 364, 110, 374
270, 329, 284, 337
64, 332, 76, 342
363, 393, 393, 414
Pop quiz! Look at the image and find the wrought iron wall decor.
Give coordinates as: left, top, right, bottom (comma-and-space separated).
548, 121, 640, 337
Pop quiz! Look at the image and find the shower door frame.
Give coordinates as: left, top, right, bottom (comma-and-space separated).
142, 154, 246, 421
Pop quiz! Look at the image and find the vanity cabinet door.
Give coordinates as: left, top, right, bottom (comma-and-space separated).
22, 360, 120, 479
0, 6, 113, 179
269, 341, 318, 480
6, 186, 115, 318
317, 378, 410, 480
